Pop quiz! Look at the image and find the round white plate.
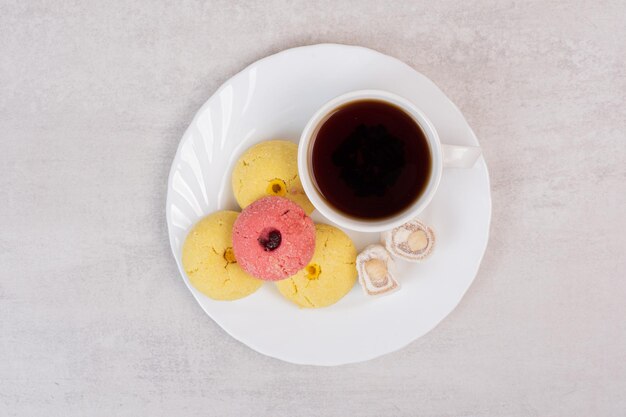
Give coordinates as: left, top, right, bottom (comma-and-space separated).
166, 44, 491, 366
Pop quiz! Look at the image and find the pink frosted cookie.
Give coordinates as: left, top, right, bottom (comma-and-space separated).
232, 196, 315, 281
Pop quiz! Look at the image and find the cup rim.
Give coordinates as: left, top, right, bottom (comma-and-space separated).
298, 89, 443, 233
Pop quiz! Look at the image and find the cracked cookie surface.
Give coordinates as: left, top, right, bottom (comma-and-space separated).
232, 197, 315, 281
276, 224, 357, 308
182, 211, 263, 300
231, 140, 314, 214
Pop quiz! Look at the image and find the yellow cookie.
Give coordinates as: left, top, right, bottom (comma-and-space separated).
182, 211, 263, 301
231, 140, 314, 215
276, 224, 357, 308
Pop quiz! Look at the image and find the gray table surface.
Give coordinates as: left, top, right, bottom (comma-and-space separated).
2, 1, 625, 416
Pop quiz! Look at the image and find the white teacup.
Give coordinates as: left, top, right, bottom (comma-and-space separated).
298, 90, 481, 232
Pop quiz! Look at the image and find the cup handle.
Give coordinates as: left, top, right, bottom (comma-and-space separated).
442, 144, 482, 168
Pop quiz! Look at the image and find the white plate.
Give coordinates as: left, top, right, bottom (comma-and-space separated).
166, 44, 491, 366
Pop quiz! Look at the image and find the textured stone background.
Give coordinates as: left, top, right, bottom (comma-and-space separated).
1, 1, 625, 416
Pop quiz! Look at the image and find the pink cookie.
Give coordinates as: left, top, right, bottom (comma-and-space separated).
232, 196, 315, 281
